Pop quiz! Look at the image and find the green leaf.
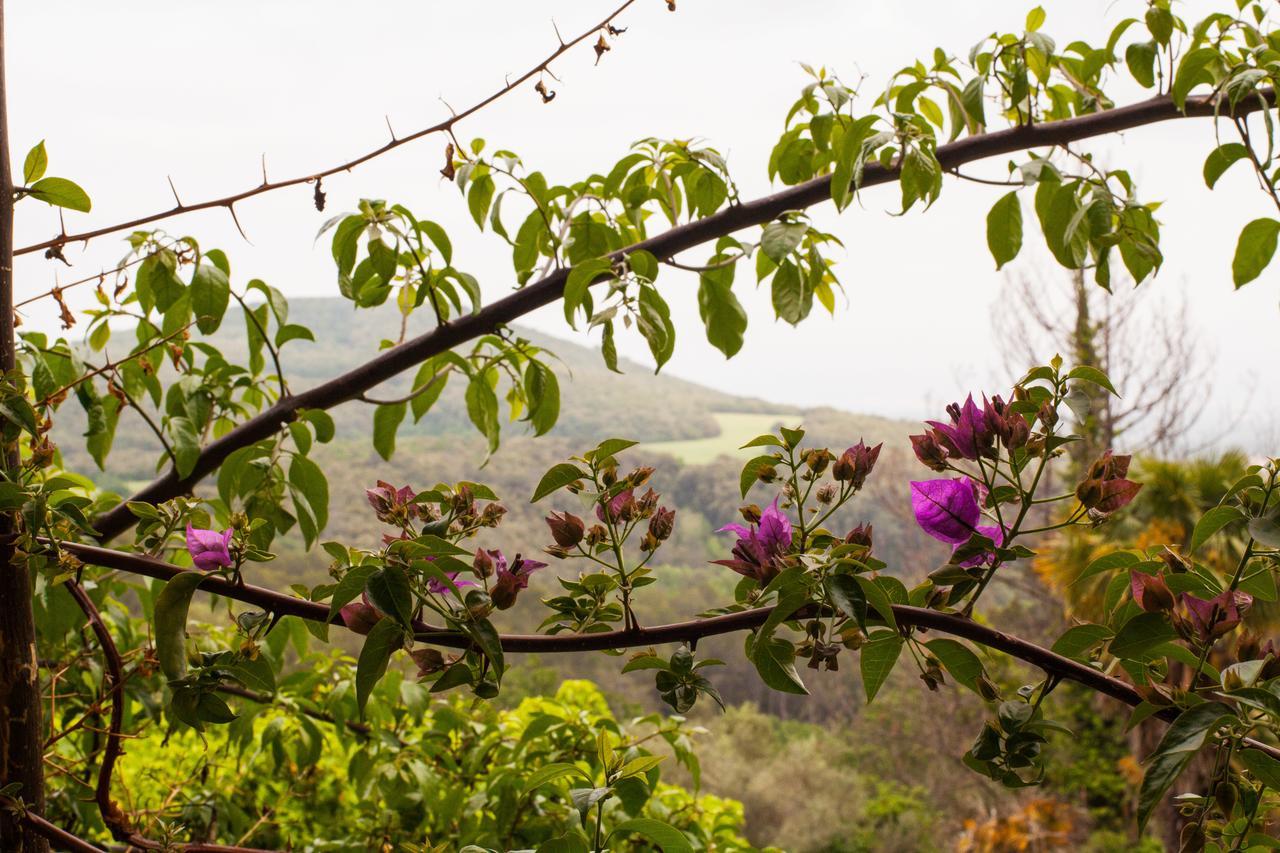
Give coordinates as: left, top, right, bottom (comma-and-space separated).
739, 454, 777, 499
154, 572, 207, 681
1073, 550, 1140, 584
563, 258, 613, 328
760, 220, 808, 263
288, 454, 329, 547
830, 116, 879, 211
697, 269, 747, 358
1190, 505, 1245, 552
860, 634, 903, 703
372, 401, 407, 461
1065, 365, 1118, 396
355, 618, 404, 718
1203, 143, 1248, 189
636, 285, 676, 370
609, 819, 693, 853
531, 462, 588, 503
770, 261, 811, 326
925, 638, 984, 694
326, 565, 379, 626
1109, 612, 1176, 661
854, 575, 897, 630
1138, 701, 1233, 828
190, 261, 231, 335
525, 361, 560, 436
1171, 46, 1220, 110
591, 437, 638, 462
27, 176, 91, 212
1232, 218, 1280, 287
465, 375, 500, 454
469, 618, 505, 680
1239, 749, 1280, 789
1248, 514, 1280, 548
749, 634, 807, 695
520, 762, 591, 796
365, 565, 414, 628
23, 140, 47, 183
985, 191, 1023, 270
1050, 623, 1112, 659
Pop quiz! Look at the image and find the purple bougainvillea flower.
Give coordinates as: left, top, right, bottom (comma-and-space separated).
1130, 571, 1175, 612
926, 395, 993, 461
595, 488, 635, 523
713, 499, 793, 583
492, 552, 549, 609
186, 523, 233, 571
366, 480, 416, 523
910, 479, 982, 545
1181, 589, 1252, 642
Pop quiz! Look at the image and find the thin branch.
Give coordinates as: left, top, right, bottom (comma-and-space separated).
356, 367, 450, 406
49, 538, 1280, 762
41, 324, 191, 405
63, 581, 130, 842
89, 87, 1277, 542
230, 291, 288, 398
14, 0, 643, 259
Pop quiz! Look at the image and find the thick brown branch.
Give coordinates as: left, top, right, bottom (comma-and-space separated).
54, 539, 1280, 762
90, 88, 1275, 543
14, 0, 641, 259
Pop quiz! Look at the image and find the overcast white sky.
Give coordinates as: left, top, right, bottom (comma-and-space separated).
8, 1, 1279, 453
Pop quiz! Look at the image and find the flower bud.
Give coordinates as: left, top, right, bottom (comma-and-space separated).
739, 504, 762, 524
909, 432, 949, 472
586, 524, 608, 547
648, 507, 675, 542
545, 511, 585, 548
465, 588, 494, 619
1214, 781, 1238, 818
628, 466, 655, 487
833, 440, 882, 488
1130, 571, 1175, 613
804, 449, 832, 474
816, 483, 836, 504
756, 464, 778, 484
339, 600, 382, 636
481, 503, 507, 527
473, 548, 496, 578
976, 675, 1000, 702
1037, 401, 1058, 428
491, 574, 520, 610
844, 523, 873, 550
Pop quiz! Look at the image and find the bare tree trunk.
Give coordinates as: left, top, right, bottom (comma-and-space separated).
0, 2, 47, 848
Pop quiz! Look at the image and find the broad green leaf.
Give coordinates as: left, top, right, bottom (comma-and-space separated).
1203, 143, 1248, 189
1240, 749, 1280, 789
326, 565, 379, 625
925, 638, 984, 694
563, 258, 613, 328
531, 462, 588, 503
860, 634, 903, 703
1190, 505, 1245, 552
760, 220, 808, 262
23, 140, 47, 183
1065, 365, 1118, 396
854, 575, 897, 630
190, 261, 231, 335
372, 401, 407, 461
1050, 623, 1112, 659
355, 618, 404, 718
365, 565, 414, 628
28, 176, 91, 212
697, 270, 747, 358
465, 375, 500, 454
748, 634, 807, 695
1138, 701, 1233, 828
1171, 47, 1220, 109
986, 191, 1022, 270
609, 819, 693, 853
1073, 550, 1139, 584
1232, 218, 1280, 287
520, 762, 591, 796
739, 454, 778, 499
154, 572, 207, 681
1109, 612, 1176, 660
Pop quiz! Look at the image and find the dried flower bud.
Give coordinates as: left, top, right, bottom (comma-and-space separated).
804, 449, 832, 474
1037, 401, 1058, 428
648, 506, 675, 542
586, 524, 608, 547
756, 464, 778, 484
739, 504, 762, 524
481, 503, 507, 527
909, 432, 949, 472
628, 466, 655, 487
844, 523, 873, 550
816, 483, 837, 504
833, 440, 881, 488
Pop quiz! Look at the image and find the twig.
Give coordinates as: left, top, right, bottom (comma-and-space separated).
15, 0, 644, 259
